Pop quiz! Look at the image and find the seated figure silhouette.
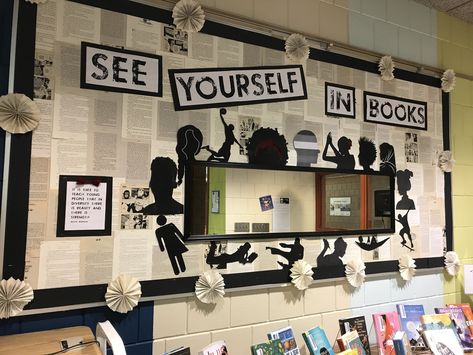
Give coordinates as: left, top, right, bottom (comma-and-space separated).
143, 157, 183, 215
317, 237, 347, 267
322, 132, 355, 169
206, 241, 258, 269
266, 237, 304, 269
155, 215, 188, 275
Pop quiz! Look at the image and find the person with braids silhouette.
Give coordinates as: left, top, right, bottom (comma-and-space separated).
322, 132, 355, 169
143, 157, 183, 215
202, 108, 242, 162
175, 125, 203, 186
155, 215, 188, 275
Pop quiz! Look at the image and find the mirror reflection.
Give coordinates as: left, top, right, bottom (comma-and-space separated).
185, 163, 393, 240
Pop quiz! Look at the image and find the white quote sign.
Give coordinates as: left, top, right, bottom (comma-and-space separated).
169, 65, 307, 110
64, 182, 107, 231
364, 92, 427, 130
81, 42, 162, 96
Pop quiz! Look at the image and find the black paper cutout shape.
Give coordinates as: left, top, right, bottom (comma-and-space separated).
266, 237, 303, 269
379, 143, 396, 175
395, 209, 414, 250
142, 157, 183, 215
358, 137, 377, 171
206, 241, 258, 269
155, 215, 188, 275
202, 108, 243, 162
246, 127, 289, 167
322, 132, 355, 169
316, 237, 347, 267
293, 130, 320, 167
176, 125, 203, 186
396, 169, 416, 210
356, 235, 390, 251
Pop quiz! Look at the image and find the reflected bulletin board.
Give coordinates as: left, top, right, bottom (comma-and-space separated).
3, 0, 451, 310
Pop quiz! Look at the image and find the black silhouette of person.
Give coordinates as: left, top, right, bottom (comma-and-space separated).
379, 143, 396, 175
203, 108, 242, 162
142, 157, 183, 215
317, 237, 347, 267
322, 132, 355, 169
155, 215, 188, 275
206, 241, 258, 269
396, 169, 415, 210
396, 209, 413, 249
358, 137, 377, 171
266, 237, 304, 269
176, 125, 203, 186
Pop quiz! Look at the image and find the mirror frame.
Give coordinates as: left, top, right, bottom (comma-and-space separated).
184, 161, 395, 241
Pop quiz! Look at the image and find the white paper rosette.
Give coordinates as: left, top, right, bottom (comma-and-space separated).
172, 0, 205, 33
0, 278, 34, 319
290, 259, 314, 290
0, 93, 40, 134
444, 251, 460, 276
399, 254, 416, 281
345, 258, 366, 287
379, 55, 395, 81
105, 274, 142, 314
195, 270, 225, 304
441, 69, 456, 93
285, 33, 310, 63
438, 150, 454, 173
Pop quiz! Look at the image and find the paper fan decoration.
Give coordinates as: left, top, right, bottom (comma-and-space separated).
441, 69, 456, 93
195, 270, 225, 304
437, 150, 454, 172
290, 259, 314, 290
0, 278, 34, 319
172, 0, 205, 33
345, 258, 366, 287
0, 93, 40, 134
285, 33, 310, 63
444, 251, 460, 276
105, 274, 142, 314
379, 55, 395, 81
399, 254, 416, 281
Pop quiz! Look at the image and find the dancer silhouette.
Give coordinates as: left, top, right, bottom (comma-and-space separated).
203, 108, 242, 162
206, 241, 258, 269
143, 157, 183, 215
317, 237, 347, 267
322, 132, 355, 169
266, 237, 304, 269
396, 209, 413, 249
155, 215, 188, 275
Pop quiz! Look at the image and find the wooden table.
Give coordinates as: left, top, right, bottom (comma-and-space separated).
0, 326, 101, 355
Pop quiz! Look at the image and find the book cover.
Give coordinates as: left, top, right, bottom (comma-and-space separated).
199, 340, 228, 355
167, 347, 191, 355
337, 350, 358, 355
372, 312, 400, 355
268, 326, 300, 355
339, 315, 370, 355
435, 306, 473, 350
392, 331, 412, 355
396, 304, 425, 347
302, 326, 335, 355
448, 303, 473, 335
251, 339, 285, 355
337, 330, 366, 355
420, 313, 456, 332
423, 329, 464, 355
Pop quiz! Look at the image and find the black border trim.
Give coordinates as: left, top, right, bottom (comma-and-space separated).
363, 91, 428, 131
324, 82, 356, 118
168, 65, 308, 111
80, 41, 163, 97
56, 175, 113, 237
3, 0, 452, 309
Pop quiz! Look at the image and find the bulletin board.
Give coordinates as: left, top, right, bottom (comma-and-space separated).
2, 0, 451, 310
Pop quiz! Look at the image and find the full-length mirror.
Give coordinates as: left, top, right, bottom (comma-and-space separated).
184, 162, 394, 240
